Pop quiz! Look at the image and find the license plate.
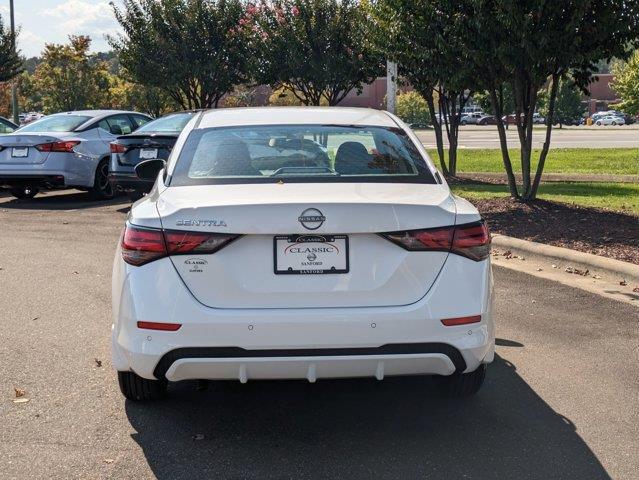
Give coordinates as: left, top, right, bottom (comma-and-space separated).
11, 147, 28, 158
274, 235, 349, 274
139, 148, 158, 160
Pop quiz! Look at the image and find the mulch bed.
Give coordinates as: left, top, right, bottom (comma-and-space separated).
471, 197, 639, 265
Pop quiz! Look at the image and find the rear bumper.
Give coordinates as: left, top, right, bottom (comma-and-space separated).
155, 344, 465, 381
0, 174, 66, 188
108, 172, 153, 193
112, 251, 495, 381
0, 152, 96, 187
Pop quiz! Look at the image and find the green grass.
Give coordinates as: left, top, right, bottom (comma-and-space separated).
451, 182, 639, 214
426, 148, 639, 175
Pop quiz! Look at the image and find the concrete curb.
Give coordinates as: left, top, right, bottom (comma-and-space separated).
492, 234, 639, 284
458, 172, 639, 183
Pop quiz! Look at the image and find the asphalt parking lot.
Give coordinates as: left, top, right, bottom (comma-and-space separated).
1, 190, 637, 480
415, 125, 639, 149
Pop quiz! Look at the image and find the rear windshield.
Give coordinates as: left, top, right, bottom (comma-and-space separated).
136, 113, 195, 133
170, 124, 436, 185
18, 115, 92, 133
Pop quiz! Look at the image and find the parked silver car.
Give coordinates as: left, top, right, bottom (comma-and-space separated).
0, 110, 152, 199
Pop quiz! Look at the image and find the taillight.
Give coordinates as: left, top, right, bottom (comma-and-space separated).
381, 220, 490, 261
35, 141, 80, 152
110, 142, 126, 153
121, 224, 240, 266
121, 225, 167, 266
164, 230, 239, 255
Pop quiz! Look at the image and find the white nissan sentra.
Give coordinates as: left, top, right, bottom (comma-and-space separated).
112, 107, 494, 401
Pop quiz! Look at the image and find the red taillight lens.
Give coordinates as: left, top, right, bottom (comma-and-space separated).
121, 225, 167, 266
452, 221, 491, 261
441, 315, 481, 326
137, 321, 182, 331
164, 230, 239, 255
35, 141, 80, 152
110, 142, 126, 153
121, 225, 240, 266
381, 220, 490, 261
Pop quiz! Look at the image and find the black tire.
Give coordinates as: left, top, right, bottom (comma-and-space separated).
436, 364, 486, 397
118, 371, 167, 401
10, 186, 39, 199
89, 159, 115, 200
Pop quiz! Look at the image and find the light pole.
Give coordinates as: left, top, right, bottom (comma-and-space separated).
9, 0, 19, 124
386, 60, 397, 114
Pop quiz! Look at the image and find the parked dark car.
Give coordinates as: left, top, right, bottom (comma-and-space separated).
109, 111, 200, 200
477, 115, 497, 125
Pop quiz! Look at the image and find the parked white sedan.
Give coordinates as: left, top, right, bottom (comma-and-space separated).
595, 115, 625, 126
112, 107, 494, 401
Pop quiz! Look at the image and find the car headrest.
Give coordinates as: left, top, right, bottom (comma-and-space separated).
334, 141, 371, 174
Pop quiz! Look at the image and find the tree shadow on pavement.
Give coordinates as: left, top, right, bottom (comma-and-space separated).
0, 189, 130, 211
125, 355, 610, 480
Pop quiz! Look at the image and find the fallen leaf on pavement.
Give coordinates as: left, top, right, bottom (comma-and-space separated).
14, 388, 26, 398
94, 358, 102, 367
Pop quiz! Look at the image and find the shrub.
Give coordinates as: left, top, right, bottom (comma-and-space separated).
396, 91, 430, 126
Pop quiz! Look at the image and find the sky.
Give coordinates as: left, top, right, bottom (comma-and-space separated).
1, 0, 123, 57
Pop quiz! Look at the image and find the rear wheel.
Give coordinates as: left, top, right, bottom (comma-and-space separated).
436, 364, 486, 397
89, 159, 114, 200
10, 186, 39, 199
118, 371, 167, 401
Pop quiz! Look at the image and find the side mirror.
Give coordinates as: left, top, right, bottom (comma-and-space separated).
135, 159, 166, 181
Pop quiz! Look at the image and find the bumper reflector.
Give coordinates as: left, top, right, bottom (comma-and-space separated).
441, 315, 481, 326
137, 321, 182, 331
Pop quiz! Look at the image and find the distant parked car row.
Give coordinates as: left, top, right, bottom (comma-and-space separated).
0, 110, 152, 200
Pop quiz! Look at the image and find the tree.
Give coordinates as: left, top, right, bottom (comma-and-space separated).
539, 78, 585, 128
459, 0, 639, 201
30, 36, 111, 113
372, 1, 475, 176
611, 51, 639, 116
111, 0, 251, 109
0, 14, 22, 83
251, 0, 382, 106
108, 76, 179, 116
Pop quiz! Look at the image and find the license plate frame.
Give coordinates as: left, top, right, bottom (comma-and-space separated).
139, 148, 158, 160
11, 147, 29, 158
273, 234, 349, 275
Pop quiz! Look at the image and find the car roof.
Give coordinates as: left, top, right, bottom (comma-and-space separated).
197, 107, 398, 129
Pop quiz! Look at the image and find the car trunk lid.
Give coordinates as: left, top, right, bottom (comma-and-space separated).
157, 183, 457, 308
0, 134, 62, 165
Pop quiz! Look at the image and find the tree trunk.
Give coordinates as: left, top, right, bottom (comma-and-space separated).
423, 90, 447, 175
530, 73, 560, 199
489, 87, 519, 198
